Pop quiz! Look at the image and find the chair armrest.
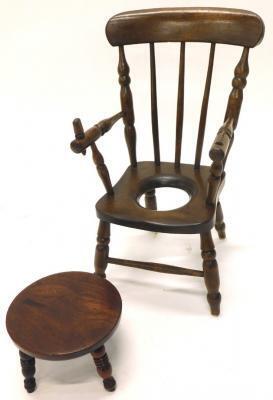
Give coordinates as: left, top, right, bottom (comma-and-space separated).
206, 118, 234, 205
209, 118, 234, 162
70, 112, 123, 154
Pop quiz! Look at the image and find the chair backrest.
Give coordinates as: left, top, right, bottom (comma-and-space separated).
106, 8, 264, 168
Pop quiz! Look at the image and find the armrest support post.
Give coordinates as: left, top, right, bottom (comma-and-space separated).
71, 113, 122, 195
91, 142, 114, 195
206, 47, 249, 206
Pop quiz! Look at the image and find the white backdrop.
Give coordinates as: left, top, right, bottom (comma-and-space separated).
1, 1, 273, 399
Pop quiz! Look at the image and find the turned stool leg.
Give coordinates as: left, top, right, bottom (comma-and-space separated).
94, 220, 110, 278
91, 345, 116, 392
144, 189, 157, 210
215, 201, 226, 239
19, 351, 36, 393
200, 231, 221, 316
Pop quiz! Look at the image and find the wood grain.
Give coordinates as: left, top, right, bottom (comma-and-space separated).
96, 161, 221, 234
224, 47, 249, 128
6, 272, 122, 360
118, 46, 137, 166
71, 112, 122, 154
106, 8, 264, 47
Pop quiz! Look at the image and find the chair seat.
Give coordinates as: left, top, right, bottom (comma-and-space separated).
96, 161, 223, 234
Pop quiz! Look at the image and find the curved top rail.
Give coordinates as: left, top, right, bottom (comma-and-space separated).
106, 7, 264, 47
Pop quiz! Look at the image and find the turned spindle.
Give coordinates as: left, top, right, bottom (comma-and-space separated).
19, 351, 36, 393
91, 346, 116, 392
200, 231, 221, 316
118, 46, 137, 167
94, 221, 110, 278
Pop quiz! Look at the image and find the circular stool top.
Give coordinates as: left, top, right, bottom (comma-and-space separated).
6, 272, 122, 360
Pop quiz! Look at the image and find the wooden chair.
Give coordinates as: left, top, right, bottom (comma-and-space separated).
70, 8, 264, 316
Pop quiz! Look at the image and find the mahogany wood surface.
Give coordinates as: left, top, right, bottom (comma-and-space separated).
6, 272, 122, 360
118, 46, 137, 166
106, 8, 264, 47
95, 161, 223, 234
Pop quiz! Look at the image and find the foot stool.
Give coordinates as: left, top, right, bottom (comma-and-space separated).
6, 271, 122, 393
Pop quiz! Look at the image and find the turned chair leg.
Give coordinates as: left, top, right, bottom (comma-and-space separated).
200, 231, 221, 316
94, 220, 110, 278
215, 201, 226, 239
19, 351, 36, 393
144, 189, 157, 210
91, 345, 116, 392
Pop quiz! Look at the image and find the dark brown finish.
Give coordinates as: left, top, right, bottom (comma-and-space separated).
175, 42, 185, 166
144, 189, 157, 210
118, 46, 137, 166
71, 114, 123, 195
19, 351, 36, 393
194, 43, 215, 168
6, 272, 121, 392
106, 8, 264, 47
209, 118, 234, 162
224, 47, 249, 128
200, 231, 221, 315
71, 7, 264, 315
91, 142, 114, 195
95, 221, 110, 278
207, 46, 249, 207
6, 272, 121, 360
71, 112, 123, 154
206, 160, 224, 206
215, 202, 226, 239
108, 257, 204, 277
150, 43, 160, 165
96, 162, 218, 234
91, 346, 116, 392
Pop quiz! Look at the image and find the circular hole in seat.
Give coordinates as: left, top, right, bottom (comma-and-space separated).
138, 187, 190, 211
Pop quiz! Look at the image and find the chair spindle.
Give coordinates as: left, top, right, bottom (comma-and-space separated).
73, 118, 113, 195
175, 42, 186, 166
118, 46, 137, 167
224, 47, 249, 129
149, 43, 160, 165
91, 142, 114, 195
194, 43, 216, 168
